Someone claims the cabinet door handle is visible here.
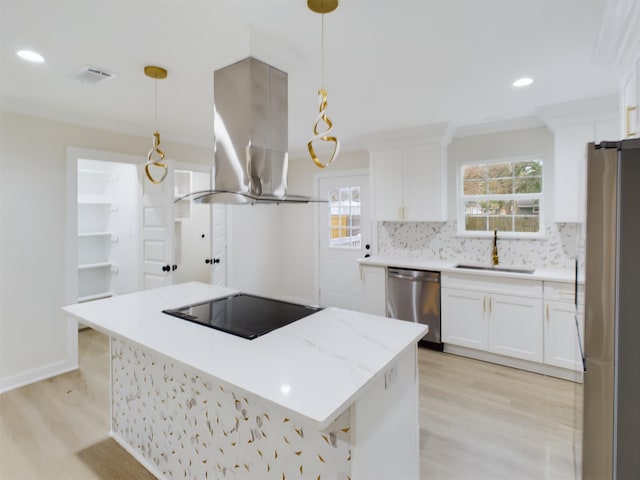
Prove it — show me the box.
[482,295,486,313]
[626,105,637,138]
[546,304,550,321]
[489,296,493,313]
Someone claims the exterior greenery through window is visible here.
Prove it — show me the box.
[460,158,543,234]
[328,186,361,248]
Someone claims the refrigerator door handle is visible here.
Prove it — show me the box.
[575,311,586,372]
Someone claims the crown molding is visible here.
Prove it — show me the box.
[454,116,544,138]
[536,95,619,131]
[357,122,457,151]
[593,0,640,75]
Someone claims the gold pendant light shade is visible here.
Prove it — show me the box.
[308,88,340,168]
[307,0,340,169]
[307,0,339,14]
[144,65,169,184]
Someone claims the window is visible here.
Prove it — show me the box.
[328,186,361,248]
[458,158,543,235]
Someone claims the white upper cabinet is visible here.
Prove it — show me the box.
[361,123,454,222]
[537,96,618,223]
[591,1,640,140]
[621,55,639,139]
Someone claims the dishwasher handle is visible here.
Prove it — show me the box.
[388,268,440,282]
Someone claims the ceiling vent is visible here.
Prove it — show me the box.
[72,66,117,84]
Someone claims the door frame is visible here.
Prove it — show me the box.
[314,168,370,306]
[65,147,145,308]
[173,161,227,286]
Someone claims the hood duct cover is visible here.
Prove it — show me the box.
[183,57,318,205]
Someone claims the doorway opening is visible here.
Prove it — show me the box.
[317,171,370,310]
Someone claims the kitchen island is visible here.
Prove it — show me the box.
[63,282,427,480]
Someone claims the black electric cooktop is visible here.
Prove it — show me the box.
[162,293,322,340]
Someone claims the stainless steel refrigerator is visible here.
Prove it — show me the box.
[583,138,640,480]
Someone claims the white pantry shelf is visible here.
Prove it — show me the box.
[78,231,112,237]
[78,291,114,303]
[78,261,113,270]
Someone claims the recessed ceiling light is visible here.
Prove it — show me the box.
[16,50,45,63]
[513,77,533,87]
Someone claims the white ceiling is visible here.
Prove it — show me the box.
[0,1,635,156]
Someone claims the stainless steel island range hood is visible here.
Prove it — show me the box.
[182,57,319,205]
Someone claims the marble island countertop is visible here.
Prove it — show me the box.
[63,282,427,429]
[358,255,582,283]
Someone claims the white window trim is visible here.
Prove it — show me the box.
[456,155,546,239]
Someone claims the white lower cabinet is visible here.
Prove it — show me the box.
[543,282,585,371]
[442,273,543,363]
[441,288,488,350]
[489,294,543,362]
[359,265,386,316]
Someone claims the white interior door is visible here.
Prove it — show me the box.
[174,169,211,284]
[140,162,175,290]
[210,204,228,286]
[318,173,370,309]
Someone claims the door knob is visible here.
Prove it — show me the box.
[162,264,171,272]
[365,244,370,250]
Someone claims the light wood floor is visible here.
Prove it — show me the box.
[1,329,582,479]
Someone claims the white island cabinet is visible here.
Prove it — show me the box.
[63,282,427,480]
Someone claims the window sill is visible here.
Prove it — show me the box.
[454,231,547,240]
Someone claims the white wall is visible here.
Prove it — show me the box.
[227,204,283,298]
[225,150,370,305]
[0,111,211,392]
[279,151,370,304]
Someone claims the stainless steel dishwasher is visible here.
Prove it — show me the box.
[387,267,442,350]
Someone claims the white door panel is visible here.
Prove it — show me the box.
[211,204,227,286]
[318,174,370,310]
[141,162,174,289]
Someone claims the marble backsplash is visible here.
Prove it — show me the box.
[377,221,584,270]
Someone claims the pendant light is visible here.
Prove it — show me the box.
[144,65,168,184]
[307,0,340,169]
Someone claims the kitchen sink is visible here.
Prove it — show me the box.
[454,264,535,274]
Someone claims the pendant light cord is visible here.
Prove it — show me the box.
[154,78,159,133]
[145,73,167,184]
[321,13,325,89]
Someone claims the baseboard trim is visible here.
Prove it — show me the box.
[443,344,584,383]
[0,359,78,394]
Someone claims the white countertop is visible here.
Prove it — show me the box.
[358,256,582,283]
[63,282,427,429]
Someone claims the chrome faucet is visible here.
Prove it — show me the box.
[492,229,499,265]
